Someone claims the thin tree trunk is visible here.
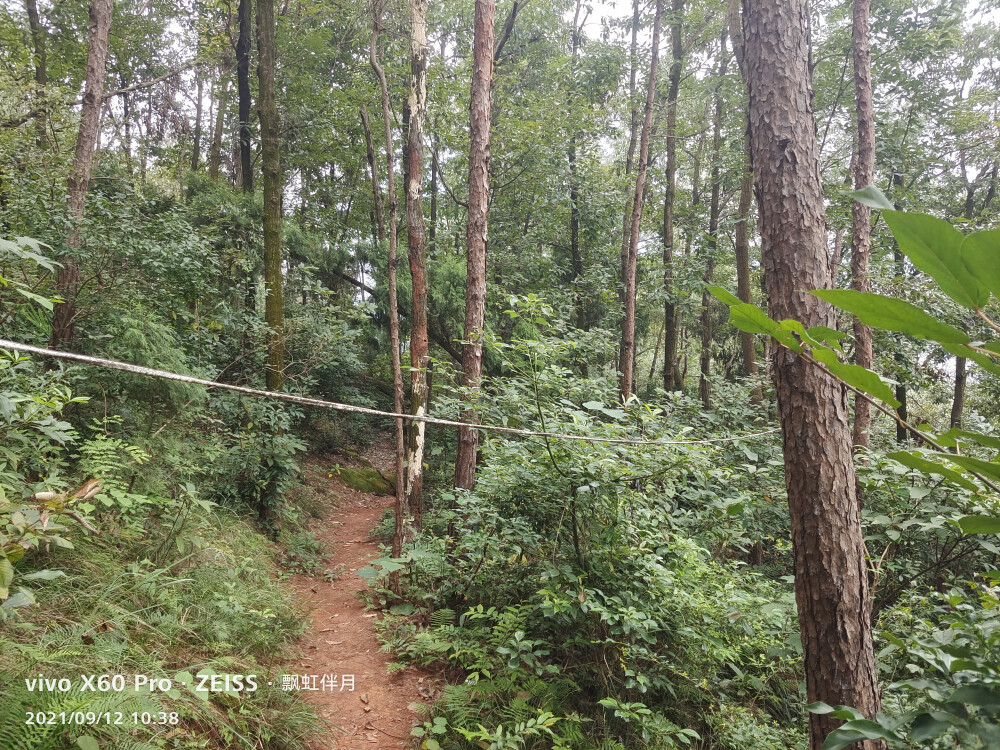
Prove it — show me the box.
[741,1,884,747]
[256,0,283,390]
[25,0,48,145]
[360,104,386,245]
[209,67,229,179]
[619,0,663,400]
[50,0,112,351]
[191,66,204,171]
[370,4,407,592]
[568,0,586,336]
[237,0,253,192]
[404,0,429,526]
[619,0,641,310]
[455,0,496,491]
[698,30,729,409]
[850,0,875,450]
[951,356,966,429]
[662,0,684,393]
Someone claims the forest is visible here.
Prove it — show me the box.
[2,0,1000,747]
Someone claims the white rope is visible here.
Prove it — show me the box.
[0,338,779,447]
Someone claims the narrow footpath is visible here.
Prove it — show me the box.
[286,446,432,749]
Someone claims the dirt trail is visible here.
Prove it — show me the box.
[287,447,431,749]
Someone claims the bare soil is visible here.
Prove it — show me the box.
[286,445,433,749]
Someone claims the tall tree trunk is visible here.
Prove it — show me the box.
[454,0,495,491]
[50,0,112,351]
[209,66,230,179]
[360,104,386,245]
[404,0,429,526]
[568,0,586,336]
[237,0,253,192]
[728,0,759,396]
[619,0,641,314]
[950,356,966,429]
[25,0,48,145]
[698,30,729,409]
[850,0,875,450]
[370,6,407,592]
[191,66,204,171]
[662,0,684,392]
[619,0,663,400]
[741,1,883,748]
[256,0,283,390]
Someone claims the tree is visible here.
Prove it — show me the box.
[662,0,684,393]
[50,0,113,351]
[698,30,729,409]
[256,0,283,390]
[236,0,253,192]
[369,2,407,591]
[741,0,883,747]
[455,0,496,491]
[404,0,429,525]
[850,0,875,450]
[619,0,663,400]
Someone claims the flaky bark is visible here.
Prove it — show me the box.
[256,0,284,390]
[404,0,429,526]
[454,0,496,491]
[370,6,407,591]
[236,0,253,192]
[50,0,112,351]
[619,0,663,400]
[850,0,875,449]
[741,1,883,747]
[662,0,684,392]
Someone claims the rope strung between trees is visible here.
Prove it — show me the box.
[0,338,779,447]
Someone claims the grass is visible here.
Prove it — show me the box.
[0,504,321,750]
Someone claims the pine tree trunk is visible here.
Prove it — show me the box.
[360,103,386,246]
[25,0,48,145]
[404,0,429,526]
[256,0,283,391]
[850,0,875,450]
[619,0,663,400]
[50,0,112,351]
[741,1,884,747]
[950,356,966,429]
[237,0,253,193]
[455,0,495,491]
[192,66,203,171]
[209,65,229,179]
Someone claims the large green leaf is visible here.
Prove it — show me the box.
[957,516,1000,535]
[812,349,900,407]
[936,428,1000,453]
[961,228,1000,302]
[887,451,979,492]
[822,720,901,750]
[811,289,969,344]
[942,343,1000,378]
[0,556,12,599]
[938,454,1000,482]
[883,211,989,309]
[851,185,894,210]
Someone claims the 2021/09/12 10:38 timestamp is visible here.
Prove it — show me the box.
[25,711,179,726]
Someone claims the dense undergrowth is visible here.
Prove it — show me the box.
[361,301,1000,750]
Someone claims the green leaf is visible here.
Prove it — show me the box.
[957,516,1000,535]
[822,720,900,750]
[851,186,894,210]
[812,348,900,407]
[0,556,13,599]
[811,290,970,344]
[939,454,1000,482]
[21,569,66,581]
[728,303,780,336]
[909,712,952,742]
[936,428,1000,453]
[76,737,100,750]
[708,286,742,305]
[390,603,415,615]
[356,566,379,580]
[961,228,1000,302]
[949,684,1000,705]
[883,211,989,309]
